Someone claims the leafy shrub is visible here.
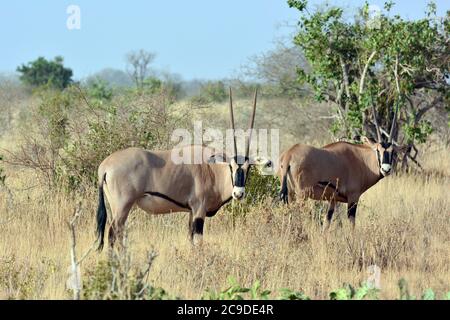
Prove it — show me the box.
[17,56,73,89]
[278,288,310,300]
[86,79,113,101]
[82,251,174,300]
[4,86,186,191]
[197,81,228,103]
[223,167,280,218]
[0,256,51,299]
[329,282,379,300]
[202,277,271,300]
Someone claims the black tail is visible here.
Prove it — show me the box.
[280,165,290,204]
[96,179,107,251]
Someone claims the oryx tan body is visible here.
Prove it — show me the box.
[95,89,259,250]
[279,142,381,202]
[97,145,233,247]
[278,138,393,229]
[99,145,236,215]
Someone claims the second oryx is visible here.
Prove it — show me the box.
[278,117,403,229]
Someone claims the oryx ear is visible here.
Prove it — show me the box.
[254,156,272,168]
[207,153,227,164]
[207,154,226,164]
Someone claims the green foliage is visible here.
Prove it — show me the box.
[0,256,51,299]
[17,56,73,90]
[402,119,433,144]
[79,267,450,300]
[36,88,71,151]
[245,167,280,205]
[202,277,270,300]
[82,253,175,300]
[62,90,179,190]
[198,81,228,103]
[278,288,310,300]
[330,282,379,300]
[223,167,280,217]
[287,0,307,11]
[288,0,449,149]
[398,278,416,300]
[86,79,113,101]
[421,288,436,300]
[142,77,162,94]
[9,86,181,191]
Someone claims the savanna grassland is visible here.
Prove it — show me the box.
[0,87,449,300]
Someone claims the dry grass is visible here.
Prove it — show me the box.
[1,145,449,300]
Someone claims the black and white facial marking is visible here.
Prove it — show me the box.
[376,142,394,176]
[229,156,250,200]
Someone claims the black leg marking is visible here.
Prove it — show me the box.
[347,202,358,227]
[347,202,357,219]
[192,218,204,235]
[327,208,335,222]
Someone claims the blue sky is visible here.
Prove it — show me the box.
[0,0,448,80]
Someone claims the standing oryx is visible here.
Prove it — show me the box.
[278,116,402,229]
[96,89,259,250]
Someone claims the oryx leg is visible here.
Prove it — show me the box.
[108,201,134,249]
[323,200,336,232]
[347,195,360,229]
[188,211,193,240]
[190,206,206,246]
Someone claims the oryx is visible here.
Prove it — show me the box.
[278,115,402,229]
[96,89,260,250]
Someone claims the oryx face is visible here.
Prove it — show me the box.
[230,156,250,200]
[376,142,394,176]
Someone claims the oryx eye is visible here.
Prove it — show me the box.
[266,162,272,167]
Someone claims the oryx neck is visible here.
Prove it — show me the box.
[209,162,235,202]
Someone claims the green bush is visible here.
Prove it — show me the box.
[223,167,280,218]
[17,56,73,90]
[86,79,113,101]
[82,251,175,300]
[329,282,379,300]
[202,277,271,300]
[197,81,228,103]
[0,256,51,299]
[6,86,185,191]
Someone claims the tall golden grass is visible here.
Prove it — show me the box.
[0,141,449,299]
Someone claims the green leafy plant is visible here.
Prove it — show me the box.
[398,278,416,300]
[202,277,271,300]
[278,288,310,300]
[82,250,175,300]
[199,81,228,103]
[330,282,379,300]
[288,0,449,169]
[17,56,73,90]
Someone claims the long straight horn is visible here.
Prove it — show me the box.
[245,88,258,158]
[371,102,382,142]
[229,87,237,157]
[388,101,398,143]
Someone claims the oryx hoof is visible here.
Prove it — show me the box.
[192,234,203,247]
